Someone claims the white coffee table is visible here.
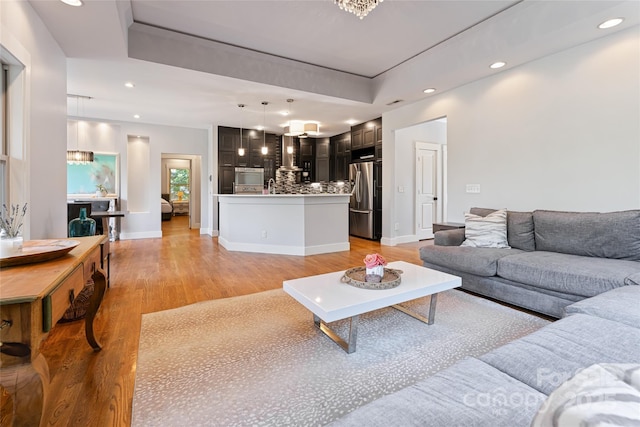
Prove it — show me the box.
[283,261,461,353]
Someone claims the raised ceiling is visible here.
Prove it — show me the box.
[29,0,639,136]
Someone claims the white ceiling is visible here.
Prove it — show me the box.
[29,0,639,137]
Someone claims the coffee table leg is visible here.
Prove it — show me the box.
[393,293,438,325]
[313,314,359,354]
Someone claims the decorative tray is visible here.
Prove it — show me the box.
[340,267,403,290]
[0,239,80,268]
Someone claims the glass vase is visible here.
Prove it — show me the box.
[68,207,96,237]
[0,235,23,256]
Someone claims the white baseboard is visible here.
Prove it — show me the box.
[219,237,349,256]
[201,227,218,236]
[119,230,162,240]
[380,234,419,246]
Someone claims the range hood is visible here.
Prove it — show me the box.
[281,135,300,170]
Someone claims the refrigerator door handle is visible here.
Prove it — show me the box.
[350,209,371,214]
[355,170,362,203]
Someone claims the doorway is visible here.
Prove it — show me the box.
[415,142,444,240]
[161,154,202,232]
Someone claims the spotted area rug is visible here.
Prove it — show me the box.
[132,288,550,426]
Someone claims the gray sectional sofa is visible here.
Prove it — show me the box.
[419,208,640,318]
[331,285,640,426]
[330,208,640,426]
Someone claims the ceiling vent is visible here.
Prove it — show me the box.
[386,99,404,106]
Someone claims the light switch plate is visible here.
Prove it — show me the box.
[466,184,481,193]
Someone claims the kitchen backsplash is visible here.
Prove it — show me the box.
[274,169,350,194]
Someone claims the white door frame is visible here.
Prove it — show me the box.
[415,141,446,239]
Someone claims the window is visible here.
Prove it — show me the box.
[169,168,190,201]
[0,63,8,208]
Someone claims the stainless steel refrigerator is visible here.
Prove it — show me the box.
[349,161,380,239]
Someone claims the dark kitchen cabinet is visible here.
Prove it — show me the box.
[299,138,315,182]
[219,166,235,194]
[219,151,235,167]
[315,138,330,182]
[219,127,238,152]
[330,132,351,181]
[351,117,381,161]
[375,125,383,161]
[363,127,375,148]
[351,128,363,150]
[374,162,382,238]
[217,126,280,193]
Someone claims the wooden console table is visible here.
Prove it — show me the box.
[0,235,108,426]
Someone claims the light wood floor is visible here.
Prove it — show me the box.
[38,216,430,426]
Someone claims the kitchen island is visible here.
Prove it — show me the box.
[218,194,351,256]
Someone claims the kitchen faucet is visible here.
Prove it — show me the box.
[268,178,276,194]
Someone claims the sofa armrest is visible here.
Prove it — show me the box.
[434,228,465,246]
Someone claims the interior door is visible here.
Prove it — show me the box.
[415,143,441,240]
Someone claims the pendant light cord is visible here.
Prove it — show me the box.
[261,101,268,154]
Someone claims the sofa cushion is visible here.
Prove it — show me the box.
[531,363,640,427]
[533,209,640,260]
[461,209,510,248]
[564,286,640,328]
[329,358,546,427]
[479,314,640,395]
[434,228,465,246]
[470,208,535,251]
[496,251,640,297]
[420,245,522,277]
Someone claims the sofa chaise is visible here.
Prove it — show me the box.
[331,285,640,426]
[419,208,640,318]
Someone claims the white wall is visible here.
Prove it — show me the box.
[382,25,640,245]
[67,119,210,239]
[2,0,68,239]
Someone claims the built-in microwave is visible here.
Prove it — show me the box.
[234,167,264,194]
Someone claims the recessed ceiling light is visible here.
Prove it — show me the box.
[598,18,624,29]
[125,82,135,88]
[133,114,140,119]
[347,119,358,126]
[490,61,506,69]
[423,88,436,94]
[60,0,83,6]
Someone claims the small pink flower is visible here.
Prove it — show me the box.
[364,253,387,268]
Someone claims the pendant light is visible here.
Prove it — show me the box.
[237,104,245,157]
[67,95,94,164]
[261,101,268,155]
[285,99,295,154]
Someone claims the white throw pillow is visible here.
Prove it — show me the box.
[460,208,510,248]
[531,363,640,427]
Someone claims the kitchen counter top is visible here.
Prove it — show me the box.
[215,193,351,197]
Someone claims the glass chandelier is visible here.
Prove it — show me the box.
[334,0,383,19]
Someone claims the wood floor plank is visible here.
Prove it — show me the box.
[37,216,428,425]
